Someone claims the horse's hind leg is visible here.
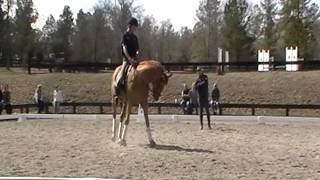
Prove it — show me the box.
[141,103,156,147]
[111,96,117,142]
[117,103,127,142]
[118,103,132,146]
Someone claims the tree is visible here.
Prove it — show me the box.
[259,0,278,51]
[178,27,193,62]
[14,0,38,64]
[156,20,180,62]
[54,5,74,62]
[138,16,157,59]
[279,0,320,59]
[222,0,254,62]
[73,9,93,62]
[0,0,5,61]
[42,14,57,59]
[196,0,222,61]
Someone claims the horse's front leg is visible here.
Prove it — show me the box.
[118,103,132,146]
[111,96,117,142]
[141,103,156,147]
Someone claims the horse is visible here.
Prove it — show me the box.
[111,60,172,146]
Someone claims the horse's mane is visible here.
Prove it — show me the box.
[138,59,161,66]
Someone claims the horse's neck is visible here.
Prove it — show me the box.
[135,64,162,84]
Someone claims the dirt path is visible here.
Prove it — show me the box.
[1,119,320,179]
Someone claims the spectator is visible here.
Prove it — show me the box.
[52,85,64,114]
[210,83,220,115]
[195,67,211,130]
[189,82,199,115]
[180,83,191,114]
[33,84,44,113]
[2,84,12,114]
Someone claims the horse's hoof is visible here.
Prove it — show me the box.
[111,136,116,142]
[149,140,156,147]
[118,139,127,146]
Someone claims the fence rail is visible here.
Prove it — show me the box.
[4,102,320,117]
[20,60,320,74]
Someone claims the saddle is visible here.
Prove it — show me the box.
[115,63,136,92]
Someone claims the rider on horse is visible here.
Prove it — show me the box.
[115,17,140,90]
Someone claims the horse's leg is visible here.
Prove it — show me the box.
[119,103,132,146]
[118,102,127,141]
[141,103,156,147]
[111,96,117,142]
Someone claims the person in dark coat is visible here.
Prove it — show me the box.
[115,17,140,90]
[210,83,220,115]
[195,67,211,130]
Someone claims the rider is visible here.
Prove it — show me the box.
[116,17,140,89]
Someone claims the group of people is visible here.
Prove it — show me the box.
[180,67,220,129]
[33,84,65,113]
[0,84,12,114]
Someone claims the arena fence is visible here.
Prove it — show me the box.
[4,102,320,117]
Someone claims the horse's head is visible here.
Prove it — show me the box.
[152,71,173,101]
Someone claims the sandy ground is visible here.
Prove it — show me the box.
[1,118,320,179]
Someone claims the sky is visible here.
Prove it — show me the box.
[33,0,320,30]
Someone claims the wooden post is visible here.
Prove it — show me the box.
[100,106,103,114]
[158,106,161,114]
[26,107,29,114]
[45,105,49,114]
[73,105,76,114]
[219,107,223,115]
[286,108,289,116]
[251,107,255,116]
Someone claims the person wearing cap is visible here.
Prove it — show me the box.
[210,83,220,115]
[116,17,140,90]
[33,84,44,113]
[195,67,211,130]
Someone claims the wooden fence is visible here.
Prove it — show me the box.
[4,102,320,117]
[23,60,320,74]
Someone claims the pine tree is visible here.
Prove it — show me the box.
[279,0,320,59]
[0,0,5,61]
[55,5,74,62]
[14,0,38,64]
[42,15,57,59]
[195,0,222,61]
[222,0,254,62]
[260,0,278,50]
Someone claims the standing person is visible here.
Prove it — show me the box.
[52,85,64,114]
[195,67,211,130]
[180,83,191,114]
[189,82,199,115]
[33,84,44,113]
[211,83,220,115]
[2,84,12,114]
[115,17,140,91]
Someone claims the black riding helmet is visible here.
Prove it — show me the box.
[128,17,139,27]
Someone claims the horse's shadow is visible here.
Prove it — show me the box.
[142,144,214,154]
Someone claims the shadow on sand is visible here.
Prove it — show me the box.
[143,144,214,154]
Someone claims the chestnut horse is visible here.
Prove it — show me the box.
[111,60,172,146]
